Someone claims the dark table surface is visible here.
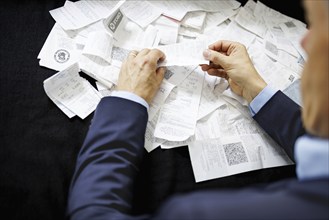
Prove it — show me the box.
[0,1,304,219]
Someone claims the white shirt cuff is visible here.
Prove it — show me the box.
[249,86,278,116]
[111,91,149,111]
[295,135,329,181]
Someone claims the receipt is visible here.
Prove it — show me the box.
[249,39,299,91]
[149,80,176,121]
[204,9,238,32]
[206,21,256,48]
[50,0,124,30]
[149,1,240,21]
[181,11,207,30]
[154,70,204,141]
[121,0,162,28]
[132,25,159,49]
[38,23,81,71]
[157,40,208,67]
[44,63,102,119]
[235,7,267,38]
[152,15,180,45]
[144,111,166,152]
[197,76,228,120]
[82,31,114,64]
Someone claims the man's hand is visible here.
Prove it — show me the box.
[201,40,267,103]
[117,49,166,104]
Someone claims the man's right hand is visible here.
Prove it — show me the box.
[201,40,267,103]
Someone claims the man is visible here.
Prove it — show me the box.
[68,1,328,219]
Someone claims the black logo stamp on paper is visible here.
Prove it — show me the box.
[54,49,70,63]
[108,10,123,33]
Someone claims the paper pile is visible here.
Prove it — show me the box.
[39,0,307,182]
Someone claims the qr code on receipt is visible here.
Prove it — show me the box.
[223,142,248,166]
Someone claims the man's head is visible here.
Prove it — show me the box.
[301,0,329,138]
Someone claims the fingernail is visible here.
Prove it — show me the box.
[203,49,211,60]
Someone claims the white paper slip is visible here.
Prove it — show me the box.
[267,26,300,58]
[181,11,207,30]
[154,70,204,142]
[161,136,195,149]
[95,81,115,97]
[280,21,308,61]
[197,77,228,121]
[149,1,241,21]
[120,0,162,28]
[156,40,208,67]
[189,134,293,182]
[165,66,196,86]
[187,1,241,13]
[235,7,267,38]
[148,1,195,21]
[50,0,124,30]
[152,15,180,45]
[43,63,102,119]
[132,25,159,50]
[149,79,175,121]
[195,106,236,141]
[144,112,166,152]
[222,88,248,107]
[82,31,114,64]
[248,39,299,91]
[283,79,302,107]
[207,21,256,49]
[203,9,238,32]
[38,23,81,71]
[79,55,117,89]
[108,15,145,51]
[263,40,303,75]
[44,87,76,118]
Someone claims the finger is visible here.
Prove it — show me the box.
[200,62,223,71]
[207,68,228,78]
[208,40,237,53]
[203,49,228,67]
[128,50,139,62]
[200,64,211,71]
[210,40,246,56]
[148,49,166,62]
[137,48,151,57]
[156,67,166,83]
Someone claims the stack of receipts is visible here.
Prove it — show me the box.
[39,0,307,182]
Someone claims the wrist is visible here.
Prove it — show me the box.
[244,80,267,103]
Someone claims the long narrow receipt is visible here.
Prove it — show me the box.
[154,70,204,142]
[144,112,166,152]
[149,79,176,121]
[43,63,102,119]
[82,31,114,64]
[197,77,228,120]
[157,40,208,67]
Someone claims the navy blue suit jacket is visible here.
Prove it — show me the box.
[68,92,329,219]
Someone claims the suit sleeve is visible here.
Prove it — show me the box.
[67,97,149,220]
[253,91,306,161]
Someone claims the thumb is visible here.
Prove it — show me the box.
[203,49,228,67]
